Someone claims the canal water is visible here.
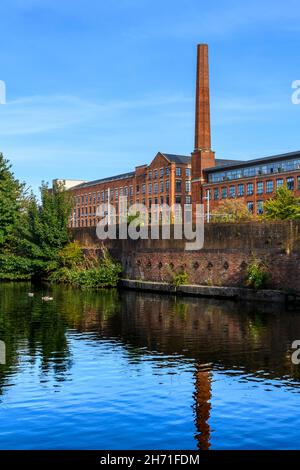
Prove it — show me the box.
[0,283,300,450]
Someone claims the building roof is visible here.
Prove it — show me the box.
[204,150,300,173]
[215,158,243,167]
[161,153,243,167]
[72,171,135,189]
[161,153,191,164]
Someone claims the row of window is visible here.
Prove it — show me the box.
[210,177,299,200]
[74,194,192,219]
[208,158,300,183]
[75,179,192,205]
[148,167,191,179]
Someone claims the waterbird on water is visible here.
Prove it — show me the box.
[28,293,34,297]
[42,296,53,302]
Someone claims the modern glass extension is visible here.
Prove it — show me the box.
[208,158,300,183]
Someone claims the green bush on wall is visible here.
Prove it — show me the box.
[245,260,270,290]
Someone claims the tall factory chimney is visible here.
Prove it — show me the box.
[191,44,215,211]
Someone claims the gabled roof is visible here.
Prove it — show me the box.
[160,153,191,164]
[161,153,243,167]
[72,171,135,189]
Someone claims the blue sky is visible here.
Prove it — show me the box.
[0,0,300,192]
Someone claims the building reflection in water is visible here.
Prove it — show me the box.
[1,284,300,447]
[69,289,300,448]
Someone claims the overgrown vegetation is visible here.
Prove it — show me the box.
[171,271,189,286]
[0,154,122,288]
[48,246,122,289]
[245,260,270,290]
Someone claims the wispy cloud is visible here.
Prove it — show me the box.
[0,93,192,136]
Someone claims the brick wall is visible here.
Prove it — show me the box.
[71,221,300,292]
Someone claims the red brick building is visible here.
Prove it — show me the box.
[58,44,300,227]
[64,152,192,228]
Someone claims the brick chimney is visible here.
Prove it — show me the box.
[191,44,215,208]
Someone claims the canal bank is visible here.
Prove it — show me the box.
[72,220,300,297]
[120,279,300,306]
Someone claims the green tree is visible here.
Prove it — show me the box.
[0,153,24,248]
[22,182,74,273]
[212,199,253,223]
[264,186,300,220]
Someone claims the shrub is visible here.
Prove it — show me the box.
[48,251,122,289]
[245,260,270,290]
[172,271,189,286]
[58,242,84,268]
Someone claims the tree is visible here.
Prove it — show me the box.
[22,182,74,272]
[212,199,253,223]
[0,153,24,248]
[264,186,300,220]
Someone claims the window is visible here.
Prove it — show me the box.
[175,195,181,204]
[287,177,294,190]
[166,167,170,177]
[266,180,274,193]
[120,188,123,197]
[142,183,146,194]
[257,181,264,195]
[154,169,158,179]
[247,183,254,195]
[247,201,254,213]
[213,188,219,200]
[148,183,152,194]
[208,157,300,183]
[229,186,235,198]
[185,180,191,193]
[148,170,152,179]
[221,187,227,199]
[124,187,128,196]
[276,178,284,188]
[130,186,133,196]
[176,167,181,177]
[101,191,105,202]
[257,200,264,215]
[159,181,164,193]
[186,195,192,204]
[154,183,158,194]
[175,180,181,193]
[136,184,140,194]
[160,168,164,178]
[186,168,191,177]
[160,196,164,204]
[298,176,300,190]
[148,198,152,207]
[237,184,244,197]
[115,188,118,199]
[166,179,170,191]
